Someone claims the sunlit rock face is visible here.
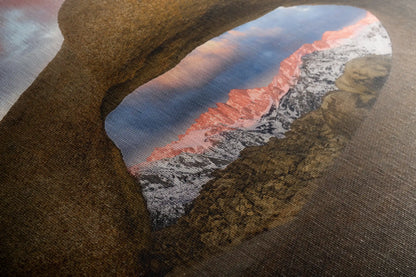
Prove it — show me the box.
[128,11,391,229]
[142,12,380,164]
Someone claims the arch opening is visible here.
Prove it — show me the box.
[104,5,392,232]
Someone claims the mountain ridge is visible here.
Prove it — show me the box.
[132,13,391,229]
[134,12,378,166]
[152,54,392,274]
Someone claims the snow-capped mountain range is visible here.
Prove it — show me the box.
[130,13,391,229]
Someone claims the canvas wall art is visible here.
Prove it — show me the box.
[0,0,414,276]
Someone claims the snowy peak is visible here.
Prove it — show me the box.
[137,12,379,167]
[130,12,391,229]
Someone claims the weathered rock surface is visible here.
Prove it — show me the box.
[151,55,391,274]
[0,44,152,275]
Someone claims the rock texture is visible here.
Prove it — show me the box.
[133,15,391,229]
[152,54,391,274]
[0,44,152,275]
[0,0,414,276]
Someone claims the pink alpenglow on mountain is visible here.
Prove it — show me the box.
[135,12,379,169]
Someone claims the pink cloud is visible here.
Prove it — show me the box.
[144,25,283,91]
[0,0,64,53]
[227,30,247,38]
[0,0,63,15]
[146,37,240,90]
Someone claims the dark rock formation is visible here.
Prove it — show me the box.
[151,55,391,274]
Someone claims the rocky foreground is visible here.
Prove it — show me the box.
[151,54,392,274]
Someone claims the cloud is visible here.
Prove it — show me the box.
[227,30,247,38]
[0,0,63,19]
[242,26,283,39]
[0,0,64,120]
[141,24,283,92]
[148,37,240,90]
[293,6,312,12]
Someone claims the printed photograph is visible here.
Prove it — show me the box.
[1,1,414,276]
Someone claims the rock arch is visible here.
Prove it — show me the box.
[0,0,414,275]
